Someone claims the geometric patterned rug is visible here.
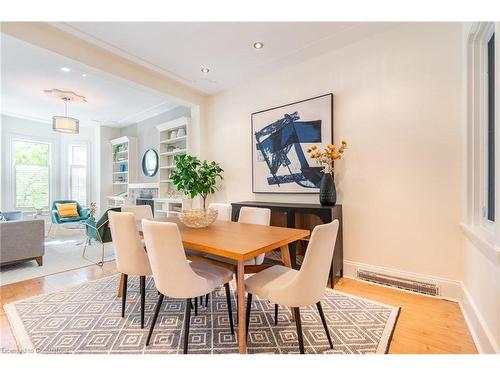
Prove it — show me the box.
[4,274,400,354]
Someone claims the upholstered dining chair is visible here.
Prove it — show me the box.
[142,219,235,353]
[205,206,271,267]
[199,206,270,308]
[108,211,152,329]
[208,203,232,221]
[244,220,340,354]
[122,205,153,221]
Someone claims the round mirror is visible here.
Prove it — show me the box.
[142,149,159,177]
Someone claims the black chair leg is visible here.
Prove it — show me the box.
[245,293,253,342]
[183,298,192,354]
[194,297,198,316]
[224,283,234,334]
[293,307,305,354]
[140,276,146,329]
[274,304,279,325]
[205,293,209,307]
[146,294,164,346]
[121,274,128,318]
[316,301,333,349]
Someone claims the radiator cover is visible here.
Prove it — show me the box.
[357,269,440,296]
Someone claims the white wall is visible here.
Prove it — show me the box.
[207,23,465,282]
[0,114,99,210]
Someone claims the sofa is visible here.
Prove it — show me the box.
[0,219,45,266]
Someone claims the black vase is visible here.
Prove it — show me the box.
[319,173,336,206]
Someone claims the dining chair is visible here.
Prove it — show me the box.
[205,206,271,266]
[108,211,152,329]
[197,206,271,309]
[244,220,340,354]
[208,203,232,221]
[141,219,235,353]
[122,205,153,221]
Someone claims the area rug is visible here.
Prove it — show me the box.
[4,274,400,354]
[0,227,115,286]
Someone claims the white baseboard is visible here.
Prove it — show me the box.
[343,260,499,354]
[343,260,463,301]
[459,283,499,354]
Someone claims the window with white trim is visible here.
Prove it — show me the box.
[486,32,495,222]
[13,139,51,210]
[69,144,88,206]
[465,22,499,249]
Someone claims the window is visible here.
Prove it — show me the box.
[14,139,51,210]
[69,144,88,205]
[487,33,495,222]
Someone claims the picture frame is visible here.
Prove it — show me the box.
[251,93,333,193]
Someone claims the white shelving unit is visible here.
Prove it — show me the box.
[108,136,137,209]
[154,117,192,217]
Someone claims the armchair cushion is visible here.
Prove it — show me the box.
[55,203,79,218]
[50,200,89,224]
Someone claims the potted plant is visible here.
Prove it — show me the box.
[306,140,348,206]
[171,155,223,228]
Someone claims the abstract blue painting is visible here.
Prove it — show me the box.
[252,94,333,193]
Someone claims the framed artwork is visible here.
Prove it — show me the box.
[251,93,333,193]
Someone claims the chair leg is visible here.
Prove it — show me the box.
[146,293,164,346]
[205,293,209,307]
[98,243,105,267]
[293,307,305,354]
[245,293,253,342]
[200,295,203,305]
[224,283,234,335]
[316,301,333,349]
[183,298,191,354]
[194,297,198,316]
[121,274,128,318]
[46,223,53,238]
[275,304,279,325]
[140,276,146,329]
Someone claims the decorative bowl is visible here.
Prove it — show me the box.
[179,208,218,228]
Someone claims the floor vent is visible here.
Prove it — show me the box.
[357,269,440,296]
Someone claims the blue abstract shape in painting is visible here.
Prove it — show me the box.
[255,111,323,188]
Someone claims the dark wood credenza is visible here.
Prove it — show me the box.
[231,201,343,288]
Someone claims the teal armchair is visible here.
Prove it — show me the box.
[83,207,121,265]
[48,200,89,237]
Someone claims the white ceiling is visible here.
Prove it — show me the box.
[0,33,179,128]
[53,22,398,94]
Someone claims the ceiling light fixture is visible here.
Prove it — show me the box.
[253,41,264,49]
[52,97,79,134]
[60,67,71,72]
[201,67,210,73]
[81,73,87,77]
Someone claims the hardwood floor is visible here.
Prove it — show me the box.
[0,262,477,354]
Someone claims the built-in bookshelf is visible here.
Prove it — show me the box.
[108,136,137,209]
[154,117,191,217]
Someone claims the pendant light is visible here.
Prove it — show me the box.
[53,97,79,134]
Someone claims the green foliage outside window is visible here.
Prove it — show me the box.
[14,140,50,209]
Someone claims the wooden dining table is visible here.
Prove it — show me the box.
[128,217,309,354]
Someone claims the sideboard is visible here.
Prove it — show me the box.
[230,201,343,288]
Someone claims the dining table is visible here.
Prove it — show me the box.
[122,216,309,354]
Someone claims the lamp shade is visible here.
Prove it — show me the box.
[52,116,79,134]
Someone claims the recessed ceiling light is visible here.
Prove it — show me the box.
[201,67,210,73]
[253,41,264,49]
[60,67,71,73]
[81,73,87,77]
